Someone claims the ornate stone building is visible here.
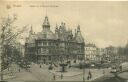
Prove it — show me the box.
[25,16,85,64]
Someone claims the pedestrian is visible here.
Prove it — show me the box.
[8,67,9,71]
[87,75,89,80]
[40,65,41,68]
[18,68,20,72]
[103,70,105,75]
[11,71,13,76]
[53,74,56,80]
[89,70,92,79]
[61,73,63,79]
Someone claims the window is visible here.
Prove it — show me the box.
[38,42,42,46]
[48,56,51,60]
[38,49,41,54]
[49,42,51,46]
[43,42,47,46]
[42,42,43,46]
[44,34,47,38]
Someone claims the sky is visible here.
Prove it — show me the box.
[0,1,128,48]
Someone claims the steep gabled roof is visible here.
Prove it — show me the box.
[37,30,57,40]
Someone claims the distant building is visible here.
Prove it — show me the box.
[104,46,118,62]
[98,48,106,56]
[25,16,85,64]
[85,43,98,61]
[97,48,107,62]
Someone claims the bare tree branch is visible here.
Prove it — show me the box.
[5,25,28,45]
[0,14,28,46]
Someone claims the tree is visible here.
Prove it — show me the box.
[117,47,124,55]
[0,14,28,80]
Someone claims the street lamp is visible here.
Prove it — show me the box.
[83,56,85,82]
[59,61,68,72]
[83,43,86,82]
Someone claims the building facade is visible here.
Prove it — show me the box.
[85,43,98,61]
[25,16,85,64]
[105,46,118,62]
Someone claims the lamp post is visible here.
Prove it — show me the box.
[83,43,85,82]
[83,56,85,82]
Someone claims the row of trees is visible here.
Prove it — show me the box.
[0,14,28,80]
[4,44,23,65]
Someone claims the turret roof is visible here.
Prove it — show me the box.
[75,25,84,43]
[37,16,57,40]
[43,16,50,27]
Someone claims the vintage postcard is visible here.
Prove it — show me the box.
[0,0,128,82]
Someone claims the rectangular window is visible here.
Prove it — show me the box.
[38,42,41,46]
[43,42,47,46]
[49,42,51,46]
[48,56,51,60]
[38,49,41,54]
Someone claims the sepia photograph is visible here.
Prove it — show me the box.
[0,0,128,82]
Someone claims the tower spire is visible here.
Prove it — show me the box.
[77,25,80,32]
[29,25,33,35]
[43,16,50,30]
[75,25,84,43]
[56,23,58,28]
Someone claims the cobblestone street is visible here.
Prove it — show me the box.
[3,63,113,82]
